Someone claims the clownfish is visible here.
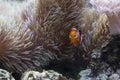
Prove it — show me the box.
[69,27,82,47]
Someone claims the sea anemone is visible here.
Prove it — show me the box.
[0,0,120,78]
[0,0,85,73]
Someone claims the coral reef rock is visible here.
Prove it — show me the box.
[0,69,15,80]
[78,35,120,80]
[21,70,70,80]
[109,74,120,80]
[78,69,108,80]
[101,35,120,68]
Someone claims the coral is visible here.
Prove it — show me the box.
[0,69,15,80]
[21,70,70,80]
[0,68,71,80]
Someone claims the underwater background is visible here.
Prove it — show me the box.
[0,0,120,80]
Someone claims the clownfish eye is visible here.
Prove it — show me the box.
[73,34,76,37]
[72,34,77,38]
[69,31,78,38]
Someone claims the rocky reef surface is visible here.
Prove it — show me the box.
[78,35,120,80]
[0,69,73,80]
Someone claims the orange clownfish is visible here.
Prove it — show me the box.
[69,27,82,47]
